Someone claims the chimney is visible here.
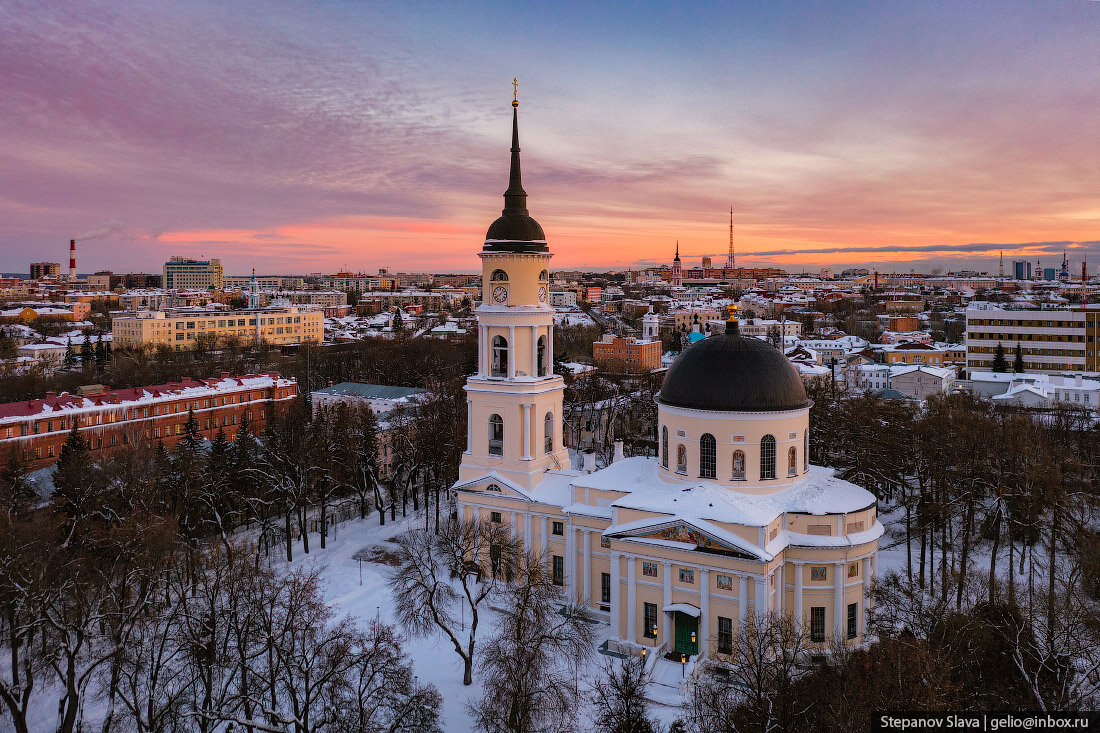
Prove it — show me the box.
[582,450,597,474]
[612,439,624,463]
[46,391,57,399]
[69,239,76,280]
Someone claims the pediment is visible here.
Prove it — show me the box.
[607,518,761,560]
[451,471,534,502]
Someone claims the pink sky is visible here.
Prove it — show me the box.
[1,1,1098,276]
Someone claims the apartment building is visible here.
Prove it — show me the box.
[30,262,61,279]
[0,373,296,469]
[163,257,223,290]
[592,334,663,372]
[965,305,1100,374]
[112,306,323,349]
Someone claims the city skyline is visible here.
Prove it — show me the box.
[2,1,1099,275]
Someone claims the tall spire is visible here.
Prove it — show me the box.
[503,93,529,216]
[483,79,546,252]
[727,207,735,270]
[674,240,680,262]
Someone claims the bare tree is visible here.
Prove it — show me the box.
[387,516,514,685]
[468,549,594,733]
[684,613,809,733]
[590,655,662,733]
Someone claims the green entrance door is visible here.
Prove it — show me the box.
[673,611,699,656]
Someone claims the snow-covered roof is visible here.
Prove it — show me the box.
[576,457,875,529]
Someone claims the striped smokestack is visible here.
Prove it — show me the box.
[69,239,76,280]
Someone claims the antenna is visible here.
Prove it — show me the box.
[727,207,735,270]
[999,250,1003,278]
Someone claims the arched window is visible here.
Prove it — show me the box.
[803,431,808,471]
[731,450,746,480]
[544,412,553,453]
[760,435,776,480]
[537,335,547,377]
[490,269,508,281]
[488,414,504,456]
[788,446,797,477]
[491,335,508,377]
[699,433,716,478]
[539,269,548,281]
[661,426,669,468]
[676,444,687,474]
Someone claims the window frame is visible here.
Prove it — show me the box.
[699,433,716,478]
[488,414,504,456]
[810,606,826,643]
[760,434,777,480]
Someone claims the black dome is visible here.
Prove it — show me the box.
[485,213,547,252]
[659,331,811,412]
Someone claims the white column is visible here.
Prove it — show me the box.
[521,403,531,459]
[548,323,554,370]
[610,552,621,638]
[738,575,748,624]
[662,561,673,644]
[775,566,784,615]
[525,512,532,554]
[700,568,710,656]
[755,577,767,617]
[862,556,871,635]
[582,530,592,607]
[510,511,517,541]
[479,325,486,375]
[531,326,538,376]
[564,524,575,602]
[541,516,548,560]
[507,325,516,379]
[465,399,472,452]
[626,556,636,642]
[793,563,804,633]
[833,562,844,641]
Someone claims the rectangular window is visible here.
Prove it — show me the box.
[716,573,733,591]
[718,616,733,654]
[552,555,564,586]
[552,521,564,536]
[679,568,694,584]
[810,607,826,642]
[601,572,611,604]
[642,561,658,578]
[490,511,502,523]
[644,602,658,638]
[847,602,858,639]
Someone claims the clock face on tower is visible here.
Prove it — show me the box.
[492,286,508,303]
[538,286,547,302]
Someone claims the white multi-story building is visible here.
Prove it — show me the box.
[965,304,1100,375]
[163,257,223,290]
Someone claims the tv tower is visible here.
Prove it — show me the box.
[727,207,735,270]
[998,250,1003,278]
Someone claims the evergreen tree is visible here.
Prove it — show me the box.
[391,308,404,332]
[0,446,35,514]
[1013,343,1024,373]
[63,337,77,370]
[991,342,1008,372]
[79,337,94,368]
[94,333,106,365]
[52,425,96,544]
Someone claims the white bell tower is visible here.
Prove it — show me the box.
[458,89,570,490]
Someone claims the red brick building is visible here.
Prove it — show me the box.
[592,334,662,372]
[0,372,297,469]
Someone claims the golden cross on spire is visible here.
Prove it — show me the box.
[513,77,518,102]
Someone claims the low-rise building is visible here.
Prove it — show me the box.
[112,307,323,350]
[592,334,662,372]
[889,365,954,400]
[882,341,946,366]
[0,373,295,469]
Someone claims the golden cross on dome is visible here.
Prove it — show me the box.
[513,77,518,101]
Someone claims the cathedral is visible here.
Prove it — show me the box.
[453,94,881,659]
